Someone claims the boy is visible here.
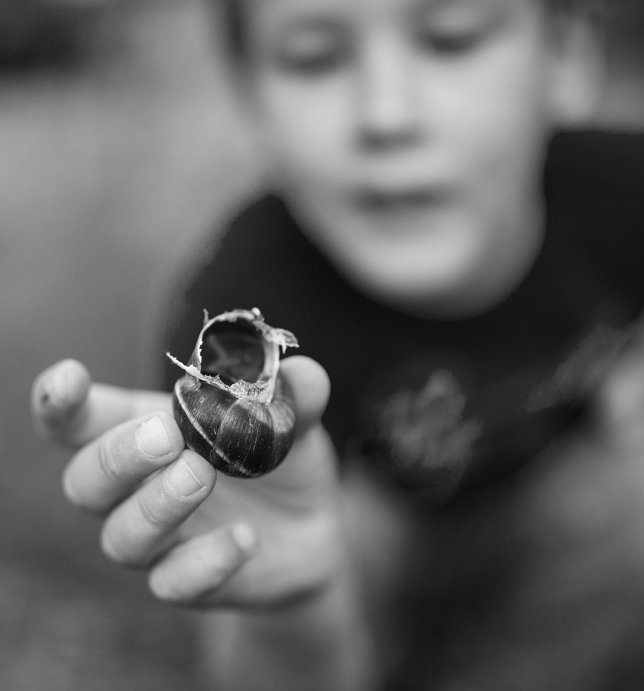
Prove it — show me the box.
[32,0,644,688]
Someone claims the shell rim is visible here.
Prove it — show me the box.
[167,308,298,403]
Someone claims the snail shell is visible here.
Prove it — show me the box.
[167,308,298,478]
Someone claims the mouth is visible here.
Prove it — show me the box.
[351,186,451,213]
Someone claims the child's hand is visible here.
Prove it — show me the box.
[31,357,342,610]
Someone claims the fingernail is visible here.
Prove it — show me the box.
[135,416,172,458]
[231,523,258,553]
[167,458,204,497]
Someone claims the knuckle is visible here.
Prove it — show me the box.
[96,432,123,484]
[194,549,229,587]
[99,526,130,565]
[136,487,171,531]
[61,462,102,514]
[61,465,82,507]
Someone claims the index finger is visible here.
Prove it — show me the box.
[63,411,187,515]
[32,359,172,448]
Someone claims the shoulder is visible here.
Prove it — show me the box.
[546,130,644,244]
[177,192,306,311]
[545,130,644,300]
[199,193,301,269]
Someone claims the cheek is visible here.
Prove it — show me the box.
[429,39,551,189]
[256,78,355,181]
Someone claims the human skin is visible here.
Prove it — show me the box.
[32,356,377,689]
[31,0,605,688]
[240,0,600,317]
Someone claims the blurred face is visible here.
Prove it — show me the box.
[241,0,574,316]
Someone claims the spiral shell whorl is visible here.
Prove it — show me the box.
[168,309,298,478]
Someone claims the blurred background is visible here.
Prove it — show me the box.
[0,1,257,688]
[0,0,642,689]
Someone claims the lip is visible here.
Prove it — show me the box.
[351,185,452,213]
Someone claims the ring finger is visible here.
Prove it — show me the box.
[100,449,216,567]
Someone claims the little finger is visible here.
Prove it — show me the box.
[148,522,259,606]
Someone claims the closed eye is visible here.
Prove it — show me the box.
[273,21,351,76]
[420,28,485,54]
[415,2,503,57]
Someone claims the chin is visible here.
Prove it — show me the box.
[342,261,480,318]
[342,239,518,318]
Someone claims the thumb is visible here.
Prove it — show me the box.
[279,355,330,437]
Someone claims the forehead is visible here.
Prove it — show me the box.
[243,0,533,23]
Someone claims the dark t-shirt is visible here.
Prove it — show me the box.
[162,130,644,500]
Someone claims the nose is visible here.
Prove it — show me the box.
[356,34,422,151]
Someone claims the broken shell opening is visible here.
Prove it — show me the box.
[167,309,298,404]
[201,319,266,386]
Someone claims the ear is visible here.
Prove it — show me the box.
[547,10,606,128]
